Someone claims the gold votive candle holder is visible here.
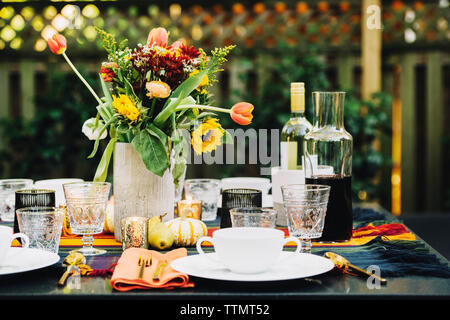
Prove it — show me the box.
[120,216,149,250]
[177,199,202,220]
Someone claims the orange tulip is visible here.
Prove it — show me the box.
[48,33,67,55]
[168,39,184,51]
[230,102,254,125]
[146,27,168,48]
[146,81,171,99]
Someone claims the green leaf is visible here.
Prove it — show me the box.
[123,77,139,102]
[153,83,199,126]
[152,94,184,128]
[96,104,112,122]
[87,115,117,159]
[171,129,189,187]
[194,112,218,120]
[153,94,198,128]
[99,74,113,106]
[163,70,207,108]
[93,137,117,182]
[97,75,115,123]
[131,130,169,177]
[172,161,186,188]
[222,129,234,145]
[147,123,168,146]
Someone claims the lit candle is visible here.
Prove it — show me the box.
[177,199,202,220]
[120,216,149,250]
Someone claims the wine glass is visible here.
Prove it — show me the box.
[281,184,330,253]
[63,182,111,256]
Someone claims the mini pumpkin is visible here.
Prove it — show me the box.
[166,214,208,246]
[103,197,115,234]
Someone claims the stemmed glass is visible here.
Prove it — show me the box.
[63,182,111,256]
[281,184,330,253]
[0,179,33,222]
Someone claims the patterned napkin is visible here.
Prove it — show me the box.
[110,247,194,291]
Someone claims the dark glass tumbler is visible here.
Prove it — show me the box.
[13,189,56,239]
[220,189,262,228]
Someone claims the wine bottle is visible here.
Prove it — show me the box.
[280,82,312,170]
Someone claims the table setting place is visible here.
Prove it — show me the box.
[1,25,450,299]
[1,174,450,294]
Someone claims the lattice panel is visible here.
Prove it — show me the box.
[0,1,448,55]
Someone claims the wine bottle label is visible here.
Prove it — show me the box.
[280,141,297,170]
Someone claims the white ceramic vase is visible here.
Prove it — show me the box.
[113,142,174,241]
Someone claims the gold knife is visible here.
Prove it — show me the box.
[324,252,387,285]
[153,260,168,281]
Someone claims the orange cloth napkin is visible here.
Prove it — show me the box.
[110,247,194,291]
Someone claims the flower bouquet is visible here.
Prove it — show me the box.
[48,27,253,187]
[48,27,253,239]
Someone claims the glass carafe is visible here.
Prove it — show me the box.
[304,92,353,241]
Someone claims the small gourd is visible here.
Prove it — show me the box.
[166,212,208,246]
[103,198,115,234]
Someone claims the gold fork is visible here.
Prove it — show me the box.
[137,255,152,279]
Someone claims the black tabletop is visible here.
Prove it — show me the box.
[1,205,449,309]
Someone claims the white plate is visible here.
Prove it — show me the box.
[0,248,60,275]
[171,251,334,282]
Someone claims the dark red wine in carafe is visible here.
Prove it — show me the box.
[305,174,352,241]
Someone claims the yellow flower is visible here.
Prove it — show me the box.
[191,118,224,155]
[112,94,140,121]
[189,69,209,93]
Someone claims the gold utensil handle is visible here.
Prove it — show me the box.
[58,266,74,286]
[153,262,167,281]
[137,261,146,279]
[349,264,387,285]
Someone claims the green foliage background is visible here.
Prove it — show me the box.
[0,70,103,182]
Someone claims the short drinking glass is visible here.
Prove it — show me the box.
[221,189,262,228]
[230,208,277,228]
[16,207,65,254]
[63,182,111,256]
[184,179,220,221]
[0,179,33,222]
[281,184,330,253]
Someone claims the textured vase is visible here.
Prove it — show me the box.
[113,142,174,241]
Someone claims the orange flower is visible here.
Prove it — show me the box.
[230,102,254,125]
[100,62,118,82]
[168,39,184,51]
[146,81,171,99]
[146,27,168,48]
[48,33,67,55]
